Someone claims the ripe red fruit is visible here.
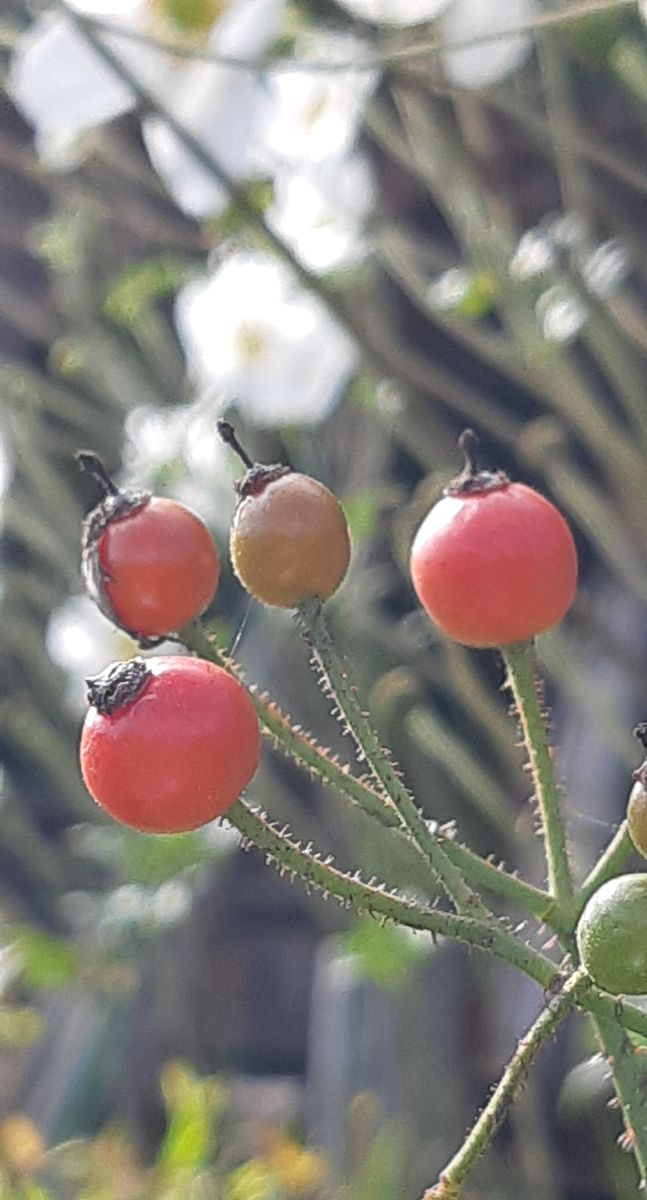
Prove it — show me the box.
[217,421,350,609]
[409,431,578,648]
[78,452,220,642]
[80,656,260,833]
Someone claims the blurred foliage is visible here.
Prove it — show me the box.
[0,1060,404,1200]
[340,919,430,990]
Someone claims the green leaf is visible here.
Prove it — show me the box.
[341,919,429,989]
[205,180,275,241]
[77,824,216,886]
[342,492,379,541]
[103,256,198,324]
[9,928,80,990]
[354,1121,405,1200]
[452,270,497,319]
[158,1062,225,1174]
[226,1161,279,1200]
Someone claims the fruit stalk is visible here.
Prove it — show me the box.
[296,598,491,919]
[577,820,633,919]
[423,967,588,1200]
[502,641,573,906]
[592,1013,647,1187]
[180,621,561,924]
[228,800,559,987]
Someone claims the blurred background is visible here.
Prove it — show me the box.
[1,0,647,1195]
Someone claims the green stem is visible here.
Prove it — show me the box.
[296,600,489,918]
[593,1013,647,1187]
[438,838,569,933]
[502,642,574,906]
[229,803,647,1042]
[424,968,588,1200]
[180,623,563,928]
[228,800,558,988]
[578,822,634,918]
[582,989,647,1042]
[180,620,399,827]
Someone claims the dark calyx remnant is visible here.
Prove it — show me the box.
[632,724,647,786]
[76,449,152,638]
[216,419,290,500]
[86,658,151,716]
[77,450,150,545]
[444,428,510,498]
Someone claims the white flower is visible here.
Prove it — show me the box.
[46,594,140,714]
[175,251,358,426]
[9,0,284,217]
[267,154,375,273]
[581,239,630,300]
[332,0,452,26]
[426,266,473,310]
[256,33,377,166]
[121,393,236,530]
[8,0,169,146]
[311,0,537,89]
[143,0,285,218]
[440,0,537,89]
[536,286,587,343]
[509,229,556,281]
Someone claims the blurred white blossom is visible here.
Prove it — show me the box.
[545,210,588,250]
[143,0,285,217]
[303,0,540,89]
[581,238,630,300]
[122,393,237,530]
[440,0,537,89]
[175,251,358,426]
[536,286,587,343]
[148,879,193,925]
[331,0,452,23]
[509,229,556,280]
[9,0,284,215]
[426,266,495,317]
[46,594,140,714]
[427,266,473,310]
[257,33,377,167]
[9,0,170,148]
[267,155,375,273]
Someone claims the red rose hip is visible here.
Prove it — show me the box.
[80,656,260,833]
[78,451,220,641]
[409,431,578,648]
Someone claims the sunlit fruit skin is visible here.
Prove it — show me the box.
[576,874,647,994]
[628,775,647,859]
[89,496,220,640]
[80,656,260,834]
[230,472,351,608]
[410,482,578,648]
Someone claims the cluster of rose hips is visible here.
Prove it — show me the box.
[78,425,578,835]
[78,422,351,835]
[77,423,647,996]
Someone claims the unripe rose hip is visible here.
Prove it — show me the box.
[218,421,351,609]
